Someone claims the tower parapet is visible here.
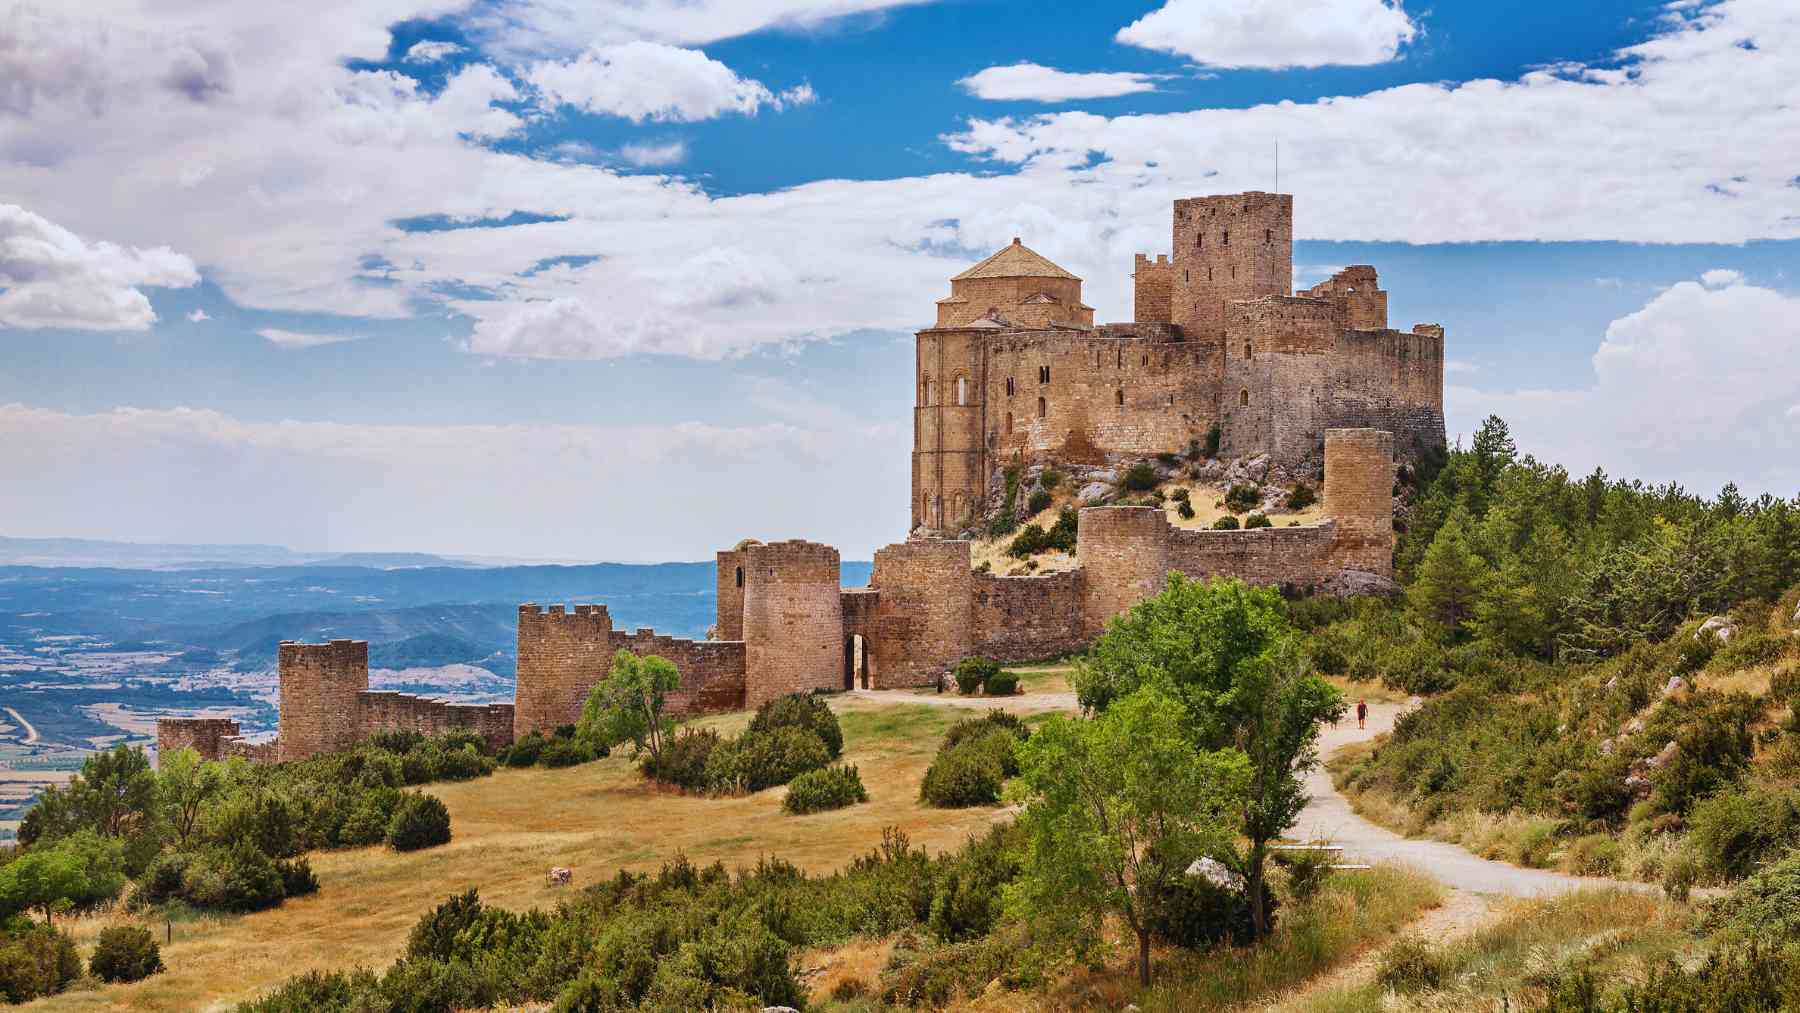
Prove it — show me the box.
[514,604,613,739]
[277,639,368,762]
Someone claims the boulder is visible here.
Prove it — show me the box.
[1321,569,1400,597]
[1599,738,1616,756]
[1085,468,1118,486]
[1624,773,1652,798]
[1184,856,1245,892]
[1077,482,1111,505]
[1697,616,1736,643]
[1623,717,1646,736]
[1645,740,1680,770]
[1662,676,1689,698]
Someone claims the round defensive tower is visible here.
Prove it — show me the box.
[277,639,369,762]
[1323,428,1396,578]
[742,540,844,709]
[1075,506,1171,637]
[869,538,972,688]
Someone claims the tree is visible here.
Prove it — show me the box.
[1009,685,1249,986]
[1407,509,1491,640]
[0,831,125,926]
[20,745,158,846]
[577,650,682,764]
[157,747,223,847]
[1075,575,1344,938]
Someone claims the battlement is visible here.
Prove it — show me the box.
[278,638,369,762]
[518,602,612,625]
[156,717,241,762]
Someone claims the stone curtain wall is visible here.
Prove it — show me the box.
[607,629,747,716]
[1324,428,1397,578]
[155,718,241,761]
[277,639,369,763]
[514,604,615,738]
[355,693,515,752]
[1167,523,1338,591]
[866,540,973,689]
[1074,507,1173,638]
[742,540,845,709]
[1321,329,1444,465]
[972,570,1087,661]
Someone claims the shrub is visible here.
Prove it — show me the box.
[1245,513,1272,529]
[1039,468,1064,491]
[1225,483,1260,514]
[1663,851,1698,902]
[1376,936,1447,993]
[138,851,191,904]
[339,787,403,847]
[1145,867,1275,948]
[88,924,163,983]
[985,511,1019,539]
[182,842,286,913]
[237,969,383,1011]
[1704,850,1800,941]
[1286,483,1317,510]
[1212,516,1240,530]
[1565,834,1623,877]
[0,923,82,1002]
[1714,631,1792,672]
[1026,489,1052,514]
[711,727,831,794]
[954,656,998,695]
[783,765,868,815]
[1177,501,1196,520]
[1170,487,1190,503]
[386,793,452,852]
[1122,462,1159,492]
[1687,784,1800,880]
[539,737,601,768]
[276,857,319,898]
[1203,423,1222,457]
[920,742,1004,808]
[749,692,844,759]
[983,670,1020,696]
[943,710,1031,750]
[644,728,721,790]
[1006,522,1049,559]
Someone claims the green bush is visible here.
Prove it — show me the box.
[709,727,831,794]
[1039,468,1064,491]
[338,787,403,847]
[919,742,1005,808]
[386,793,452,852]
[0,923,82,1002]
[276,857,318,898]
[749,692,844,759]
[1704,850,1800,941]
[1212,515,1240,530]
[1286,483,1318,510]
[1203,423,1221,457]
[1177,500,1196,520]
[88,924,164,983]
[983,670,1020,696]
[1565,833,1623,877]
[138,851,191,905]
[1026,489,1052,514]
[1375,935,1447,993]
[182,842,286,913]
[954,656,999,695]
[1245,513,1272,529]
[1122,462,1159,492]
[539,737,602,768]
[1688,784,1800,880]
[499,732,546,767]
[1145,866,1275,948]
[1225,483,1260,514]
[943,710,1031,751]
[1171,487,1190,503]
[1714,631,1792,672]
[643,728,721,790]
[782,765,868,815]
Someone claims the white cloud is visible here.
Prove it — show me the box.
[1451,274,1800,497]
[618,139,687,167]
[1117,0,1417,69]
[258,328,363,348]
[0,401,908,560]
[0,204,198,332]
[186,309,210,322]
[1700,268,1744,288]
[1788,405,1800,419]
[403,40,465,64]
[528,42,812,123]
[1444,359,1479,375]
[472,0,936,56]
[958,63,1161,102]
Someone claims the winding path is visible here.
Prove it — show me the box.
[3,705,38,745]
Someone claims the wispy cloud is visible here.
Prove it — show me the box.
[403,40,466,64]
[619,139,687,167]
[258,328,363,349]
[186,309,210,322]
[958,63,1161,102]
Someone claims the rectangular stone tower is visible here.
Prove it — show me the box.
[1171,192,1294,341]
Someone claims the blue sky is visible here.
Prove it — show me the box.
[1,0,1797,561]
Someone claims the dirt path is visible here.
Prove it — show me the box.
[847,688,1078,713]
[4,705,38,744]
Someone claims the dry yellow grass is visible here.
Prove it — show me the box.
[30,699,1006,1012]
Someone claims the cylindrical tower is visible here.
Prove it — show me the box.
[869,539,973,688]
[1324,428,1395,578]
[513,604,614,739]
[1075,506,1171,637]
[742,540,844,709]
[277,639,369,762]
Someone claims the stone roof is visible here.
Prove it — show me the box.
[951,238,1079,282]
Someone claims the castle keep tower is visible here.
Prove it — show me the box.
[1171,192,1293,341]
[277,639,368,762]
[741,540,845,709]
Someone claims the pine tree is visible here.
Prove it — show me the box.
[1408,509,1491,640]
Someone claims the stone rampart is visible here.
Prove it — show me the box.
[514,604,615,738]
[608,628,747,716]
[1168,523,1338,592]
[972,569,1086,660]
[1324,428,1396,578]
[221,737,278,764]
[742,540,845,708]
[866,539,972,688]
[355,692,515,752]
[155,718,241,762]
[277,639,369,763]
[1075,507,1172,637]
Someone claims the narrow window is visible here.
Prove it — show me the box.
[955,375,968,405]
[1005,412,1013,434]
[920,375,931,405]
[1223,229,1230,246]
[1265,228,1272,244]
[1167,394,1175,406]
[735,566,743,588]
[1240,388,1250,407]
[1038,365,1050,384]
[1037,396,1046,418]
[1005,376,1014,396]
[1244,340,1252,359]
[1196,234,1204,249]
[1207,267,1213,281]
[1116,347,1122,368]
[1184,270,1189,283]
[1231,265,1237,280]
[1115,389,1124,407]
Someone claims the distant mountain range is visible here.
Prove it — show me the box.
[0,535,505,570]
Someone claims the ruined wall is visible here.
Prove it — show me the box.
[1302,266,1388,331]
[715,546,748,641]
[355,693,515,752]
[1133,254,1174,324]
[866,539,972,688]
[1167,523,1338,592]
[514,604,614,738]
[277,639,369,763]
[156,718,241,762]
[1074,507,1171,637]
[742,540,845,708]
[1171,192,1292,341]
[1320,329,1445,466]
[1324,428,1396,578]
[972,569,1087,661]
[222,738,278,763]
[608,629,747,716]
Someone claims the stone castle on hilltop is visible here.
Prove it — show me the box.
[161,193,1446,765]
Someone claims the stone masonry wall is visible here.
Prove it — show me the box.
[355,693,515,752]
[742,540,845,709]
[514,604,614,738]
[1167,523,1338,592]
[1324,428,1397,578]
[608,629,747,716]
[1133,254,1173,324]
[972,569,1087,661]
[1171,192,1293,341]
[715,547,747,641]
[866,539,972,688]
[278,639,369,763]
[156,718,241,762]
[1074,507,1172,637]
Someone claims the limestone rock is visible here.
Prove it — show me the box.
[1078,482,1111,505]
[1604,676,1619,691]
[1185,856,1245,892]
[1624,773,1652,798]
[1645,740,1679,770]
[1321,569,1400,597]
[1623,717,1645,736]
[1085,468,1118,486]
[1662,676,1689,698]
[1697,616,1736,643]
[1599,738,1615,756]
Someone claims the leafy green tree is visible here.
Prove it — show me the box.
[1009,685,1249,986]
[0,831,125,926]
[1075,575,1343,938]
[577,650,682,764]
[156,747,223,847]
[1407,509,1491,640]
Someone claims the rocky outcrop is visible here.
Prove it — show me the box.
[1697,616,1736,642]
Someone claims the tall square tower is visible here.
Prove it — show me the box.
[1170,192,1293,341]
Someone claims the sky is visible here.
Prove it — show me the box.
[1,0,1797,562]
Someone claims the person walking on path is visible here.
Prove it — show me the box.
[1356,698,1367,730]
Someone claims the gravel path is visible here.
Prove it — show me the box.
[3,706,38,745]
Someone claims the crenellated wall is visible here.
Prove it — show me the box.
[278,639,369,763]
[514,604,614,738]
[607,628,747,715]
[971,570,1086,660]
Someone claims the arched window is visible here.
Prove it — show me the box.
[1115,389,1124,407]
[735,566,743,588]
[1240,388,1250,407]
[1038,365,1050,384]
[1037,396,1047,418]
[955,375,968,405]
[1005,376,1014,396]
[920,375,932,405]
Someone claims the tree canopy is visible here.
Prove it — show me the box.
[577,650,682,763]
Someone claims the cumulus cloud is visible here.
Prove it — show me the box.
[257,328,363,348]
[1117,0,1417,69]
[528,42,813,123]
[958,63,1161,102]
[0,204,198,332]
[472,0,937,56]
[1701,268,1744,288]
[186,309,210,322]
[0,401,907,560]
[1451,274,1800,497]
[618,139,688,167]
[403,40,465,63]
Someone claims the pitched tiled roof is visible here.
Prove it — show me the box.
[951,238,1079,282]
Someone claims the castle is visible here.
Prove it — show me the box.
[160,193,1445,765]
[915,192,1444,533]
